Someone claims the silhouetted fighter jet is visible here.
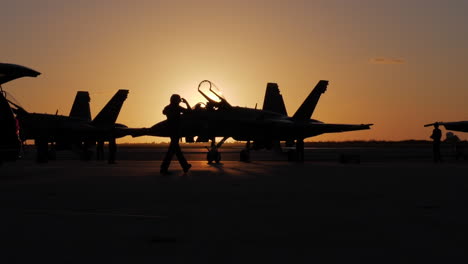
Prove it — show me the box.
[8,89,129,162]
[425,121,468,133]
[133,80,373,162]
[0,63,40,164]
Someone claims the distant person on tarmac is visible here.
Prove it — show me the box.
[430,123,442,162]
[160,94,192,175]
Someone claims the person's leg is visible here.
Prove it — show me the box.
[161,138,177,173]
[174,142,191,172]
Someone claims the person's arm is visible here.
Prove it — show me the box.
[181,98,192,111]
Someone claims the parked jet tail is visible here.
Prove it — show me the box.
[262,83,288,116]
[92,89,129,126]
[292,80,328,120]
[69,91,91,121]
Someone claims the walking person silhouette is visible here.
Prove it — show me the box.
[430,123,442,163]
[160,94,192,175]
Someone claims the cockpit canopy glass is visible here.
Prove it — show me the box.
[197,80,229,105]
[0,89,24,110]
[0,63,40,85]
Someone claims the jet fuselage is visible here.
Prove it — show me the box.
[147,106,370,141]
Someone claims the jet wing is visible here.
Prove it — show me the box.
[425,121,468,132]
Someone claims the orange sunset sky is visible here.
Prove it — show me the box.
[2,0,467,142]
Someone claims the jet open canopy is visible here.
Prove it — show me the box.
[197,80,231,109]
[1,63,40,109]
[0,63,41,85]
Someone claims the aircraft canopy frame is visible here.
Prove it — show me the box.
[197,80,231,109]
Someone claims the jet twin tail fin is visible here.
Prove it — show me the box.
[69,91,91,121]
[92,89,129,126]
[262,83,288,116]
[292,80,328,120]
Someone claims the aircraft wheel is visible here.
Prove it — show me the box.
[207,151,221,164]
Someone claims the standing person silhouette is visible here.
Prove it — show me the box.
[430,123,442,163]
[160,94,192,175]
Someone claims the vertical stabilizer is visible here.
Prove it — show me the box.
[69,91,91,121]
[292,80,328,120]
[262,83,288,116]
[92,89,128,126]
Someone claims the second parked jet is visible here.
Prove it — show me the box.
[9,89,129,162]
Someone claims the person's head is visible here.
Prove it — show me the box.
[170,94,181,105]
[434,123,439,128]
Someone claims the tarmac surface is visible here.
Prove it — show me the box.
[1,146,468,263]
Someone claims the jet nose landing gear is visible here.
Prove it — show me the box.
[206,148,221,164]
[205,136,229,164]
